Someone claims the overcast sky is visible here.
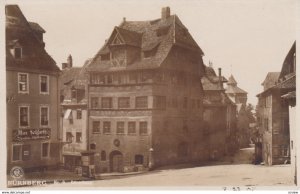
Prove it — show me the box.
[7,0,297,105]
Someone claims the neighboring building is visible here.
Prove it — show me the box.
[278,41,296,182]
[6,5,61,172]
[60,56,90,172]
[86,7,207,173]
[256,41,295,166]
[226,75,250,148]
[201,65,237,159]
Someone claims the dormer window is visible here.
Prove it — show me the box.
[101,53,110,61]
[14,47,22,59]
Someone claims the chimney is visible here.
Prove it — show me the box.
[218,68,223,89]
[123,17,126,22]
[67,54,73,68]
[161,7,170,20]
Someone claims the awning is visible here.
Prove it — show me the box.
[64,109,72,119]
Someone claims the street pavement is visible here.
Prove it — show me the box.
[44,147,295,188]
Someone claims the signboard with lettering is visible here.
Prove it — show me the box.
[12,128,51,142]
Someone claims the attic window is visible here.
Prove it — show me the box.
[101,53,110,61]
[156,26,170,37]
[14,47,22,59]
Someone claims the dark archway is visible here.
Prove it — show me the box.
[109,150,123,172]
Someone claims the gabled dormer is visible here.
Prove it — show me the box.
[99,27,142,66]
[8,39,22,60]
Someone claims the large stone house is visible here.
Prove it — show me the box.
[201,65,237,158]
[60,55,91,172]
[6,5,61,172]
[256,41,295,166]
[226,75,250,148]
[85,7,207,173]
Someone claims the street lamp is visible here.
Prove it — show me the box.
[148,148,154,170]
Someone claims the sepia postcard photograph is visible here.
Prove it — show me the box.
[0,0,299,192]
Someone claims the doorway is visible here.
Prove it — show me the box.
[109,150,123,172]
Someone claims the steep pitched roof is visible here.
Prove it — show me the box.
[28,21,45,33]
[6,5,59,73]
[279,41,296,80]
[227,75,237,85]
[261,72,280,91]
[87,14,204,72]
[225,74,247,94]
[202,65,227,91]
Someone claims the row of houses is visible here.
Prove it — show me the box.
[6,5,251,176]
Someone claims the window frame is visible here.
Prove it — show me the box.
[101,97,113,109]
[40,105,49,127]
[12,144,22,162]
[103,121,111,134]
[19,105,30,128]
[66,132,73,143]
[118,97,130,109]
[91,97,99,108]
[139,121,148,135]
[76,109,82,120]
[41,142,50,158]
[76,132,82,143]
[135,96,148,109]
[116,121,125,134]
[128,121,136,134]
[14,47,22,59]
[92,121,101,133]
[39,75,49,94]
[18,72,29,94]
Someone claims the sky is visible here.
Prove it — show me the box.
[5,0,297,105]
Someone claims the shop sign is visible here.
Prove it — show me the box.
[12,128,51,142]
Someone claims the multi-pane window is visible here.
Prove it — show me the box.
[128,122,136,134]
[19,106,29,127]
[77,110,82,119]
[103,121,111,134]
[116,122,125,134]
[42,142,50,158]
[12,145,22,161]
[66,132,73,142]
[40,75,49,94]
[118,97,130,108]
[101,97,112,109]
[91,97,99,108]
[139,122,148,135]
[135,96,148,108]
[92,121,100,133]
[76,132,82,143]
[40,106,49,126]
[18,73,28,93]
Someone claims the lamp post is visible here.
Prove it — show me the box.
[148,148,154,170]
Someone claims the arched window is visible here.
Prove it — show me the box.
[101,150,106,161]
